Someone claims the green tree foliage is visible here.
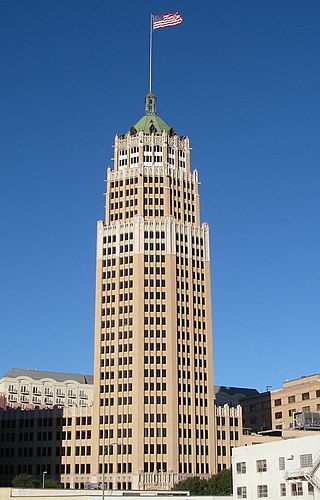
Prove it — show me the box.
[44,479,60,489]
[172,469,232,496]
[206,469,232,496]
[172,476,208,495]
[12,473,37,488]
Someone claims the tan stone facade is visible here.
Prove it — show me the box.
[215,404,242,472]
[241,374,320,432]
[91,94,215,490]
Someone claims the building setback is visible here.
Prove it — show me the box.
[91,92,215,490]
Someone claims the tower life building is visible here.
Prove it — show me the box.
[92,93,215,490]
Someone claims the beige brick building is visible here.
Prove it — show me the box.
[241,374,320,432]
[91,92,215,490]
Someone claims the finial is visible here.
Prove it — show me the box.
[145,92,157,116]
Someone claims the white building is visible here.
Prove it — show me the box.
[232,434,320,499]
[0,368,93,409]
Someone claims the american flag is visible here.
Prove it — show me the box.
[153,12,183,30]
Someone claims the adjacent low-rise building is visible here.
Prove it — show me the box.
[232,433,320,499]
[214,386,259,407]
[0,369,93,409]
[241,374,320,432]
[0,404,93,489]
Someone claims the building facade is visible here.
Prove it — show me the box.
[241,374,320,432]
[215,405,242,472]
[91,93,215,490]
[0,405,93,489]
[0,367,267,487]
[0,369,93,410]
[232,434,320,499]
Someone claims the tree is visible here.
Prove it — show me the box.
[44,479,60,489]
[172,476,209,495]
[12,473,37,488]
[205,469,232,496]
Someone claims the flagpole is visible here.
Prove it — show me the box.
[149,14,153,93]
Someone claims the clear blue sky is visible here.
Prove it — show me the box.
[1,1,319,392]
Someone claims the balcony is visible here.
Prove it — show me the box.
[284,469,307,480]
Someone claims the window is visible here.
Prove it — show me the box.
[288,395,295,403]
[279,457,285,470]
[237,486,247,498]
[257,485,268,497]
[291,482,303,496]
[302,392,310,401]
[143,145,152,165]
[308,483,314,494]
[275,411,282,419]
[236,462,246,474]
[130,146,139,165]
[300,454,312,468]
[256,459,267,472]
[275,398,282,406]
[119,149,127,167]
[280,483,286,496]
[316,390,320,398]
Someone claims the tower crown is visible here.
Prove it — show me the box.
[127,92,175,136]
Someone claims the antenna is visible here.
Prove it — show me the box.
[149,14,154,93]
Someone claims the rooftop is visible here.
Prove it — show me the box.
[126,92,175,136]
[3,368,93,385]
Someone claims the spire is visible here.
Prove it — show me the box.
[145,92,157,115]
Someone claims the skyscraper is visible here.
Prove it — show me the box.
[92,93,215,490]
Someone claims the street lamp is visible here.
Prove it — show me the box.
[42,471,47,489]
[102,442,122,498]
[102,446,108,500]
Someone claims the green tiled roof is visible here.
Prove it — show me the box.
[130,114,171,134]
[127,93,174,136]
